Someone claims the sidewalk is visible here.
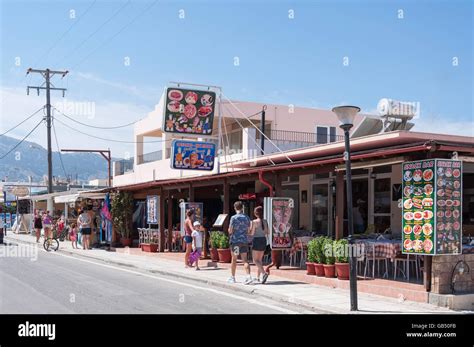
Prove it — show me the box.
[5,232,459,314]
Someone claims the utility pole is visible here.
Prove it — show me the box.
[26,68,68,193]
[260,105,267,155]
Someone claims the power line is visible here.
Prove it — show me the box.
[52,119,68,178]
[71,0,159,70]
[0,106,45,137]
[0,119,44,160]
[33,0,98,67]
[54,116,173,144]
[53,106,142,129]
[55,0,132,67]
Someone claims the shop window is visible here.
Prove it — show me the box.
[374,215,391,233]
[374,178,391,214]
[312,184,329,233]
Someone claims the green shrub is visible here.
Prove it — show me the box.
[323,238,335,265]
[307,239,317,262]
[217,233,229,249]
[333,239,349,263]
[314,236,326,264]
[210,231,220,249]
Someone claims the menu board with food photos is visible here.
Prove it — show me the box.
[264,197,294,249]
[402,159,462,255]
[163,87,216,135]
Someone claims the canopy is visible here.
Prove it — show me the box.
[53,191,106,203]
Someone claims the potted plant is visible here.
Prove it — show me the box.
[217,233,231,263]
[314,236,326,277]
[306,239,317,275]
[209,231,220,262]
[141,229,159,253]
[111,191,134,247]
[334,239,350,280]
[322,238,336,278]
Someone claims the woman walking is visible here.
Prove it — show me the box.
[77,209,92,250]
[183,209,195,268]
[250,206,270,283]
[42,211,53,241]
[34,210,43,243]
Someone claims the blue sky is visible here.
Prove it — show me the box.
[0,0,472,157]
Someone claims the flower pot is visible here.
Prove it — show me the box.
[217,248,231,263]
[335,262,350,280]
[210,248,219,262]
[306,262,315,275]
[314,263,325,277]
[120,237,132,247]
[323,264,336,278]
[142,243,158,252]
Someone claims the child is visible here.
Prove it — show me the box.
[190,221,203,270]
[70,223,78,249]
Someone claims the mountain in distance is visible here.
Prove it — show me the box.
[0,135,113,182]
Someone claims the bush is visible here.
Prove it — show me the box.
[307,239,317,262]
[323,238,335,265]
[217,233,229,249]
[111,191,134,239]
[333,239,349,263]
[210,231,220,249]
[314,236,326,264]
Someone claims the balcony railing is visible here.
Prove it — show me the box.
[138,150,162,164]
[262,129,344,144]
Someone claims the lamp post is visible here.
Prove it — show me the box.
[332,105,360,311]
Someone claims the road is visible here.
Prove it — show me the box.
[0,242,309,314]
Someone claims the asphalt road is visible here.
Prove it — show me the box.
[0,242,307,314]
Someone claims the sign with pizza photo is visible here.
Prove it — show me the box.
[163,87,216,135]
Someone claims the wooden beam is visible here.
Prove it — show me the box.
[189,183,194,202]
[274,172,282,197]
[335,170,344,240]
[159,193,165,252]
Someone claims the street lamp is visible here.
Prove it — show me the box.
[332,105,360,311]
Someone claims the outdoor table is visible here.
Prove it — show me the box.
[355,239,402,278]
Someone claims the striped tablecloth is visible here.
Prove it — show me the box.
[356,239,402,260]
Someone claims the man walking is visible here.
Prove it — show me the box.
[227,201,253,284]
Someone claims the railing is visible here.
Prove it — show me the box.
[138,150,162,164]
[261,129,344,144]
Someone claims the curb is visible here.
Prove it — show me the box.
[6,236,341,314]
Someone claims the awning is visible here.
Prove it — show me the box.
[54,194,80,203]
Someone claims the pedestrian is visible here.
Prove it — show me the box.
[77,209,92,250]
[190,221,203,270]
[57,215,65,239]
[34,210,43,243]
[42,211,53,240]
[0,215,4,244]
[250,206,270,284]
[183,209,195,268]
[227,201,253,285]
[70,223,78,249]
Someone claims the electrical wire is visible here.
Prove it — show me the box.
[53,116,173,144]
[33,0,98,67]
[70,0,159,70]
[0,106,45,136]
[52,119,68,178]
[221,92,293,163]
[0,119,44,159]
[53,106,142,129]
[54,0,132,67]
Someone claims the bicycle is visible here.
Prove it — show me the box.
[43,226,60,252]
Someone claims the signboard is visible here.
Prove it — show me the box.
[171,140,216,171]
[213,214,228,228]
[164,87,216,135]
[180,202,203,236]
[146,195,159,225]
[402,159,462,255]
[5,213,11,228]
[264,197,294,249]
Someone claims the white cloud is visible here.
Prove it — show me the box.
[411,113,474,137]
[0,86,155,158]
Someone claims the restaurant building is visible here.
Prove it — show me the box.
[111,91,474,308]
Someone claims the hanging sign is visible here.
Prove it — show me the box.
[163,87,216,135]
[146,195,159,225]
[171,140,216,171]
[264,197,294,249]
[402,159,462,255]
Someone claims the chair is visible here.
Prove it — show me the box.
[393,254,421,281]
[364,242,390,279]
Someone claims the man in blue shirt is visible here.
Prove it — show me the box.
[227,201,253,284]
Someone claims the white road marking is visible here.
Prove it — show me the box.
[48,251,300,314]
